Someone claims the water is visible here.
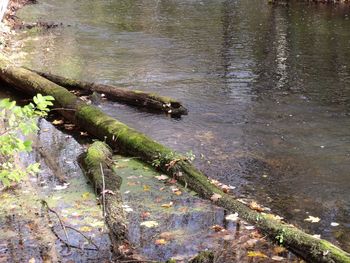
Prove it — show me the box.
[15,0,350,251]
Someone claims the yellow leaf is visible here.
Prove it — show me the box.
[174,190,182,196]
[143,185,151,191]
[161,202,173,208]
[79,226,92,232]
[247,251,268,258]
[52,119,64,125]
[81,192,90,200]
[155,239,167,245]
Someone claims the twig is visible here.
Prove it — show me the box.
[65,225,99,250]
[100,163,106,218]
[50,226,97,251]
[41,200,70,244]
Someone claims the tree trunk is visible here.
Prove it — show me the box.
[29,69,188,116]
[0,55,349,263]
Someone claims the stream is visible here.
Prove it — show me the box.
[12,0,350,253]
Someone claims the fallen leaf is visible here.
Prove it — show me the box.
[143,185,151,191]
[54,183,70,190]
[140,221,158,228]
[161,202,173,208]
[52,119,64,125]
[210,225,224,232]
[141,211,151,219]
[155,175,168,181]
[155,239,167,245]
[225,213,239,222]
[81,192,90,199]
[174,190,182,196]
[272,256,285,261]
[80,226,92,232]
[168,179,177,184]
[247,251,268,258]
[249,201,264,212]
[159,232,175,240]
[304,216,320,223]
[210,193,222,202]
[273,246,286,254]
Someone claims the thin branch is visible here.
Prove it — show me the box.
[65,225,99,250]
[41,200,70,244]
[100,163,106,218]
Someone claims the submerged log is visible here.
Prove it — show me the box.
[30,69,188,116]
[0,55,349,263]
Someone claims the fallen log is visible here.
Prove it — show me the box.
[0,55,349,263]
[80,141,137,259]
[29,69,188,116]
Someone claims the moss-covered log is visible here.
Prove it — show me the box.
[80,141,130,257]
[30,69,188,116]
[0,55,349,263]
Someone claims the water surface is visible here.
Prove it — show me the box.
[16,0,350,251]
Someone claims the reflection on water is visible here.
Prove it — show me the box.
[16,0,350,251]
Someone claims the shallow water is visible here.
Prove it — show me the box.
[16,0,350,251]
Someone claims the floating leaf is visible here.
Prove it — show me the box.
[304,216,320,223]
[81,192,90,199]
[140,221,158,228]
[247,251,268,258]
[155,239,167,245]
[161,202,173,208]
[210,225,224,232]
[272,256,285,261]
[80,226,92,232]
[210,193,222,202]
[52,119,64,125]
[141,211,151,219]
[155,175,168,181]
[225,213,239,222]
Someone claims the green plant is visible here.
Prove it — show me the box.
[276,229,286,245]
[0,94,54,186]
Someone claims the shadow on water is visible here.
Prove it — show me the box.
[12,0,350,252]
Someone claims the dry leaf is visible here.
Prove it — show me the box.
[249,201,264,212]
[155,175,168,181]
[304,216,320,223]
[247,251,268,258]
[155,239,167,245]
[225,213,239,222]
[161,202,173,208]
[140,221,158,228]
[272,256,285,261]
[210,225,224,232]
[273,246,286,254]
[80,226,92,232]
[52,119,64,125]
[141,211,151,219]
[210,193,222,202]
[159,232,175,240]
[143,185,151,191]
[174,190,182,196]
